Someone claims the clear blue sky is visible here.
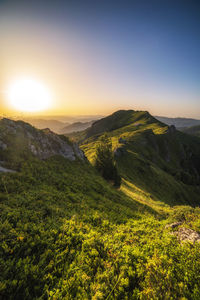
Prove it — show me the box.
[1,0,200,117]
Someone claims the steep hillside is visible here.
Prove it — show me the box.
[86,110,164,139]
[0,118,84,171]
[81,110,200,207]
[182,125,200,137]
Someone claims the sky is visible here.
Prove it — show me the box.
[0,0,200,118]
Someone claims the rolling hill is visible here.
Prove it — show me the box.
[1,113,200,299]
[60,120,95,134]
[21,118,67,133]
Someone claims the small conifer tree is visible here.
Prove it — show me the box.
[94,134,121,187]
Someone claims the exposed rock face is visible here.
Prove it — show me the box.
[37,128,77,160]
[73,143,86,160]
[0,118,85,164]
[173,227,200,244]
[166,222,200,243]
[0,166,16,173]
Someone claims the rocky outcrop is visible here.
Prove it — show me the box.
[173,227,200,244]
[0,118,85,163]
[0,166,16,173]
[73,143,86,160]
[166,223,200,244]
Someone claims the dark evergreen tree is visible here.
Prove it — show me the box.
[94,134,121,187]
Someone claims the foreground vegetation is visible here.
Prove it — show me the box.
[1,157,200,299]
[94,135,121,187]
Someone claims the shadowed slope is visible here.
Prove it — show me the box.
[182,125,200,138]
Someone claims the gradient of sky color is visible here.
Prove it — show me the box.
[0,0,200,117]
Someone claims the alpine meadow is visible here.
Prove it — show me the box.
[1,1,200,299]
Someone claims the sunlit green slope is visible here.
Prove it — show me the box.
[1,156,200,299]
[80,110,200,209]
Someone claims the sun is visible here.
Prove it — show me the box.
[7,78,52,112]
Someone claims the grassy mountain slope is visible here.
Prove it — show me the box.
[1,156,200,299]
[86,110,165,139]
[1,115,200,299]
[81,110,200,209]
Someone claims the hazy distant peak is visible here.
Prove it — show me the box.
[155,116,200,129]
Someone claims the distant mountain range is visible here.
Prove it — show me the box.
[156,116,200,129]
[59,120,95,134]
[22,118,68,133]
[20,116,101,133]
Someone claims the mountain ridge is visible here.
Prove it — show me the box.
[80,110,200,207]
[85,110,166,139]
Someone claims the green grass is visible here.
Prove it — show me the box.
[1,111,200,299]
[1,157,200,299]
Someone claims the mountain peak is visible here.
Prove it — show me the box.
[85,109,161,139]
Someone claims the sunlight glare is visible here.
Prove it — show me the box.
[7,78,51,112]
